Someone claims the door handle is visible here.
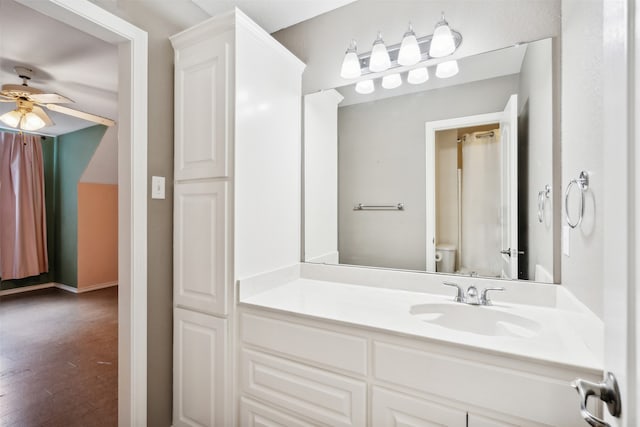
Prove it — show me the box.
[571,372,621,427]
[500,248,524,257]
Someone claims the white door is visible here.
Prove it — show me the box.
[499,94,518,279]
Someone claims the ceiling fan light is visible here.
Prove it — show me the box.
[429,14,456,58]
[355,79,375,95]
[369,32,391,72]
[398,24,421,66]
[21,111,46,131]
[407,67,429,84]
[381,73,402,89]
[340,40,362,79]
[0,109,22,128]
[436,60,459,78]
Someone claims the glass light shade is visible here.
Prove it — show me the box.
[369,32,391,72]
[398,25,421,66]
[436,60,459,78]
[429,17,456,58]
[355,79,375,94]
[407,67,429,84]
[381,73,402,89]
[0,110,22,128]
[340,41,361,79]
[21,111,46,131]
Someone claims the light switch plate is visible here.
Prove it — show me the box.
[563,225,570,256]
[151,176,165,199]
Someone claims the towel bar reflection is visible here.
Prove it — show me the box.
[537,184,551,223]
[354,203,404,211]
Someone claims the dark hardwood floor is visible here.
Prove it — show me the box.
[0,287,118,427]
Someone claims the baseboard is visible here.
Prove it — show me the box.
[0,282,56,296]
[57,281,118,294]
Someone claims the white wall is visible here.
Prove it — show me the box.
[234,19,305,279]
[517,38,554,282]
[338,75,519,270]
[561,0,604,317]
[304,90,343,263]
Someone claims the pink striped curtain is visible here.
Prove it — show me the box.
[0,132,48,280]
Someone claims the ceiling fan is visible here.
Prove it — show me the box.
[0,66,115,131]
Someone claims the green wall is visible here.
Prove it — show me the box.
[54,125,107,287]
[0,125,106,291]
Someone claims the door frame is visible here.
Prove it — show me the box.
[17,1,149,425]
[425,112,502,272]
[602,0,637,424]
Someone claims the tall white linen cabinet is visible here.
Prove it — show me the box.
[170,9,305,427]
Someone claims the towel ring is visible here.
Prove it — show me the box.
[537,184,551,223]
[564,171,589,229]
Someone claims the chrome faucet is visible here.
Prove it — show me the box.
[443,282,505,306]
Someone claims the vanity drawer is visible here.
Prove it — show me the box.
[240,348,366,427]
[373,341,590,426]
[240,397,318,427]
[240,312,367,375]
[372,386,467,426]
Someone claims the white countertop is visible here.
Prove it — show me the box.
[240,276,603,373]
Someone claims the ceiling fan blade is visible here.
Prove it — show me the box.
[29,93,74,104]
[44,104,115,127]
[31,106,55,127]
[0,94,15,101]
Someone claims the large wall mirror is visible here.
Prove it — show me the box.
[304,38,557,283]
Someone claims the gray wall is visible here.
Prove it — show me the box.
[561,0,604,317]
[338,75,519,270]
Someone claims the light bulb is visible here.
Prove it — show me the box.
[398,24,421,66]
[369,32,391,72]
[407,67,429,84]
[355,79,374,95]
[429,14,456,58]
[340,40,361,79]
[381,73,402,89]
[435,60,459,78]
[21,111,46,131]
[0,110,23,128]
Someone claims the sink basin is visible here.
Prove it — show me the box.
[409,303,541,338]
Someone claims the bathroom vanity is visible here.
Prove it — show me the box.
[236,264,603,427]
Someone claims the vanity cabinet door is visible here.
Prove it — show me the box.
[174,30,232,181]
[174,180,228,315]
[467,412,538,427]
[372,386,467,427]
[173,308,228,427]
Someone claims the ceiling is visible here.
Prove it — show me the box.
[0,0,356,136]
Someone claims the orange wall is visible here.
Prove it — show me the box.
[77,183,118,289]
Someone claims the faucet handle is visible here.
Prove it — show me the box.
[442,282,464,302]
[481,287,505,305]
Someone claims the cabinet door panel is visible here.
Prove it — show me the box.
[240,397,318,427]
[372,387,467,427]
[175,31,231,180]
[173,308,228,427]
[174,181,228,315]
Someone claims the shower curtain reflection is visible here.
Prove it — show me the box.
[459,130,501,277]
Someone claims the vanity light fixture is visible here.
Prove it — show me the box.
[397,23,421,66]
[381,73,402,89]
[407,67,429,84]
[340,39,361,79]
[369,32,391,72]
[429,13,457,58]
[435,59,459,78]
[355,79,375,94]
